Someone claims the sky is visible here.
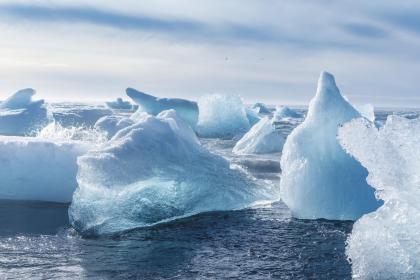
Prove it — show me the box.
[0,0,420,107]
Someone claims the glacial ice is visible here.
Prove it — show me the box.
[0,89,49,136]
[338,116,420,279]
[196,94,250,138]
[279,71,381,220]
[126,88,199,128]
[354,103,375,122]
[233,117,285,155]
[105,98,133,110]
[252,102,271,115]
[69,110,277,235]
[0,136,89,202]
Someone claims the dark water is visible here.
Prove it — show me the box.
[0,200,352,279]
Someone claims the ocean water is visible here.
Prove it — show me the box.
[0,105,415,279]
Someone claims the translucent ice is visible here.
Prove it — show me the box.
[126,88,198,128]
[339,116,420,279]
[69,110,277,235]
[196,94,250,138]
[105,98,133,110]
[0,136,89,202]
[0,89,49,136]
[245,107,261,126]
[280,71,381,220]
[233,117,285,155]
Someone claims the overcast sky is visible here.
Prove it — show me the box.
[0,0,420,107]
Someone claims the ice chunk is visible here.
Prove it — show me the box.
[94,115,135,138]
[196,94,250,138]
[233,117,285,154]
[252,102,271,114]
[69,110,277,235]
[126,88,198,128]
[52,104,112,128]
[273,106,302,121]
[0,136,90,202]
[105,98,133,110]
[338,116,420,279]
[279,71,381,220]
[0,89,49,136]
[245,107,261,126]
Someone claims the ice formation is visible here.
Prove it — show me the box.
[354,103,375,122]
[126,88,198,128]
[279,71,381,220]
[252,103,271,114]
[94,115,135,138]
[69,110,277,235]
[338,116,420,279]
[273,106,302,121]
[196,94,250,138]
[245,108,261,126]
[105,98,133,110]
[0,89,49,136]
[52,105,112,128]
[38,122,107,144]
[0,136,89,202]
[233,117,285,155]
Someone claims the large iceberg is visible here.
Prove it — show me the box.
[105,97,133,110]
[233,117,285,155]
[126,88,198,128]
[279,71,381,220]
[0,136,89,202]
[69,110,277,236]
[196,94,250,138]
[338,116,420,279]
[0,89,49,136]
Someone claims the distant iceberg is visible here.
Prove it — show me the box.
[52,104,112,128]
[126,88,198,128]
[233,117,285,155]
[273,106,302,121]
[0,136,89,202]
[280,71,381,220]
[105,98,133,110]
[339,116,420,279]
[0,89,49,136]
[70,110,277,236]
[252,102,271,114]
[196,94,250,138]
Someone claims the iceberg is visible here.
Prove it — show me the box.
[233,117,285,155]
[279,71,381,220]
[0,136,89,202]
[126,88,198,128]
[0,89,49,136]
[105,98,133,110]
[338,116,420,279]
[273,106,302,121]
[69,110,277,236]
[196,94,250,138]
[252,102,271,114]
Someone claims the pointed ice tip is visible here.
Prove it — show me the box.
[318,71,336,87]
